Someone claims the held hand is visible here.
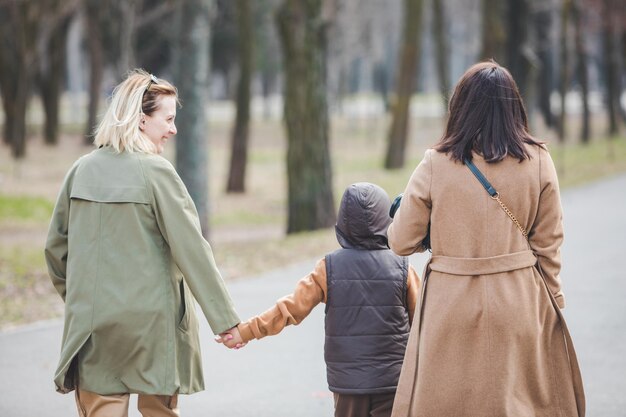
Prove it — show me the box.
[214,326,247,350]
[214,330,235,345]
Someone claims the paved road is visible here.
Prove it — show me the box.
[1,174,625,417]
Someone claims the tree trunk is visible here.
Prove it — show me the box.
[40,14,73,145]
[0,2,39,158]
[557,0,570,142]
[10,8,31,159]
[384,0,423,170]
[255,0,280,120]
[432,0,450,110]
[117,0,137,75]
[572,0,590,143]
[0,8,14,145]
[506,0,530,99]
[173,0,212,238]
[0,5,12,145]
[0,35,28,155]
[481,0,506,62]
[276,0,336,233]
[373,61,391,112]
[622,11,626,124]
[533,3,555,129]
[85,1,104,145]
[7,80,29,158]
[226,0,253,193]
[261,71,273,120]
[602,0,621,136]
[0,92,13,145]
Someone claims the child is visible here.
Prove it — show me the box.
[217,182,420,417]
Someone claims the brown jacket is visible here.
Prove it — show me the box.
[388,146,584,417]
[238,258,420,342]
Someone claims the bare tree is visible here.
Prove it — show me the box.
[558,0,571,142]
[276,0,336,233]
[0,2,37,158]
[384,0,423,169]
[0,0,80,153]
[256,0,281,119]
[533,1,556,129]
[0,1,40,158]
[84,0,105,144]
[130,1,179,73]
[506,0,531,99]
[83,0,174,145]
[373,60,392,112]
[172,0,212,237]
[622,11,626,124]
[602,0,622,135]
[226,0,253,193]
[481,0,506,61]
[572,0,591,142]
[38,1,77,145]
[432,0,450,109]
[117,0,138,74]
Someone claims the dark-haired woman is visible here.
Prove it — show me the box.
[387,62,585,417]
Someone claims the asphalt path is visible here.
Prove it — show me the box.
[1,173,625,417]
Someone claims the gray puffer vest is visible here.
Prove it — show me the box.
[324,182,411,395]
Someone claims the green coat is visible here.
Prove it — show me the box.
[45,146,240,395]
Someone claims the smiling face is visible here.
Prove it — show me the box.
[141,95,177,154]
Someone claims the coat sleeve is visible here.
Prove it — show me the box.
[237,258,327,342]
[388,150,433,255]
[44,159,81,301]
[530,149,565,308]
[144,157,240,334]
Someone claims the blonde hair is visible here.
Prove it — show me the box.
[93,69,179,153]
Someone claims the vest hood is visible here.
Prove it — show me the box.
[335,182,391,250]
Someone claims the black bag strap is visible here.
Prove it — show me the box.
[464,158,498,197]
[463,158,528,239]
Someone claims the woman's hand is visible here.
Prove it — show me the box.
[215,325,247,349]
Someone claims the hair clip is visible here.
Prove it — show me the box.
[142,74,159,103]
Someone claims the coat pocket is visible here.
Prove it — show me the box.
[177,280,192,332]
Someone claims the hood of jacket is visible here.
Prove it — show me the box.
[335,182,392,250]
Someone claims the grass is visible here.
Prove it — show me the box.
[550,136,626,188]
[1,111,625,329]
[0,194,54,223]
[0,246,63,328]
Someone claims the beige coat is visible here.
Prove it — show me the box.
[388,146,584,417]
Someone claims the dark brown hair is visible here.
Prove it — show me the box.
[435,61,543,163]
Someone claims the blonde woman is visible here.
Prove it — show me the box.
[45,69,241,417]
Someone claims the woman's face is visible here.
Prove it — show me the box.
[141,95,177,154]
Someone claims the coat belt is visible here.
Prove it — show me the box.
[429,250,537,275]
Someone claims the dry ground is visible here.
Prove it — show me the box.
[1,110,625,329]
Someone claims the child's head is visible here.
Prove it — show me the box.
[335,182,392,250]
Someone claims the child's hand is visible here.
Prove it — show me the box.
[214,326,247,350]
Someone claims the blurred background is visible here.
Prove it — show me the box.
[0,0,625,330]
